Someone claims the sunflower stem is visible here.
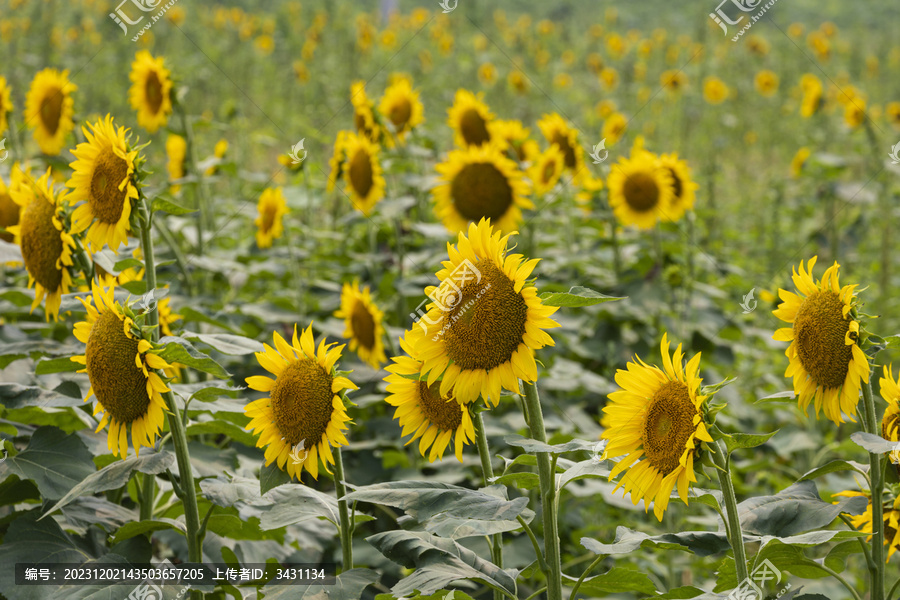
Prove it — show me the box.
[609,213,621,281]
[862,380,886,600]
[333,446,353,570]
[473,409,504,598]
[568,554,605,600]
[521,381,563,600]
[139,471,154,521]
[712,439,749,584]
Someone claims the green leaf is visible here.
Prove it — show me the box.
[260,568,379,600]
[825,540,862,572]
[0,340,79,369]
[259,461,292,494]
[258,484,341,529]
[187,420,256,447]
[851,431,899,454]
[720,430,779,454]
[0,474,40,507]
[797,459,868,481]
[558,458,611,489]
[112,257,144,272]
[504,434,596,455]
[488,472,541,490]
[566,566,657,596]
[0,426,95,500]
[151,197,196,215]
[539,286,624,307]
[34,356,83,375]
[755,390,797,404]
[172,380,244,403]
[738,480,868,537]
[184,332,264,355]
[43,450,173,517]
[367,530,517,597]
[0,382,84,409]
[157,335,230,379]
[112,518,186,544]
[582,527,730,557]
[655,586,708,599]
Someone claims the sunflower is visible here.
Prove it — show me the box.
[490,119,531,162]
[24,68,77,155]
[7,169,75,320]
[350,81,381,143]
[660,70,687,94]
[844,99,866,129]
[574,174,604,213]
[887,102,900,130]
[528,146,565,196]
[166,134,187,193]
[834,491,900,562]
[327,130,349,192]
[128,51,173,134]
[603,112,628,145]
[657,153,697,222]
[205,138,228,176]
[800,75,823,118]
[67,115,139,253]
[334,281,387,369]
[607,145,674,230]
[254,187,288,249]
[537,113,584,180]
[433,145,532,234]
[341,131,385,216]
[378,78,424,147]
[244,324,357,481]
[772,257,870,424]
[0,163,26,243]
[791,147,811,177]
[600,333,713,521]
[411,219,559,406]
[447,90,496,148]
[71,283,173,458]
[0,76,12,136]
[754,70,779,97]
[702,77,729,105]
[879,367,900,468]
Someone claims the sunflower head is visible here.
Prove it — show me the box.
[879,366,900,473]
[0,162,27,244]
[537,113,583,175]
[528,146,565,196]
[490,119,531,162]
[350,81,382,143]
[245,324,357,481]
[378,78,424,147]
[657,153,697,222]
[834,490,900,563]
[341,132,385,216]
[254,187,288,249]
[702,77,729,105]
[327,130,350,192]
[447,90,496,148]
[71,283,173,458]
[601,333,714,520]
[128,51,173,133]
[791,147,811,178]
[773,257,870,424]
[607,143,674,230]
[166,134,187,193]
[334,280,387,369]
[660,70,687,94]
[754,70,779,97]
[24,68,77,156]
[0,76,12,136]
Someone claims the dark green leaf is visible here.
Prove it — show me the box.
[539,286,625,307]
[720,431,778,454]
[566,567,657,596]
[151,197,196,215]
[738,481,868,537]
[0,426,95,500]
[112,518,186,544]
[582,526,731,557]
[259,461,292,494]
[851,432,899,454]
[504,435,596,455]
[0,382,84,409]
[797,459,868,481]
[157,336,230,379]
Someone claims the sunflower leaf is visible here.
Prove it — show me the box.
[797,459,869,481]
[850,431,899,454]
[539,286,625,307]
[112,257,144,272]
[260,568,379,600]
[504,434,596,455]
[719,430,779,454]
[737,480,867,537]
[182,332,265,355]
[151,197,196,215]
[157,336,230,379]
[582,526,731,557]
[0,426,95,501]
[562,567,657,596]
[34,356,82,375]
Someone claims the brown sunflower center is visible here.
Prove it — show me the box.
[19,195,63,291]
[389,98,412,131]
[39,87,63,135]
[85,309,151,424]
[460,109,490,146]
[0,192,19,243]
[270,358,335,447]
[442,259,528,371]
[90,148,130,224]
[623,171,660,212]
[793,290,852,390]
[666,167,683,201]
[145,71,164,114]
[417,381,463,431]
[450,162,514,222]
[551,132,576,168]
[642,380,696,475]
[348,148,374,198]
[350,300,376,350]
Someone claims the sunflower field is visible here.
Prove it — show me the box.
[1,0,900,599]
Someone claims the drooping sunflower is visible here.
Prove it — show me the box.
[254,187,288,249]
[528,146,565,196]
[341,131,385,216]
[334,281,387,370]
[166,134,187,193]
[71,283,173,458]
[537,113,584,180]
[350,81,381,143]
[0,76,12,136]
[7,169,75,320]
[385,330,476,462]
[244,324,357,481]
[607,146,674,230]
[657,153,697,222]
[600,333,714,521]
[378,78,424,147]
[67,115,139,253]
[326,130,349,192]
[128,51,173,134]
[432,145,532,234]
[24,68,77,155]
[411,219,560,406]
[834,491,900,562]
[447,90,496,148]
[772,257,870,424]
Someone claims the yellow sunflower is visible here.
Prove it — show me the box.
[350,81,381,143]
[772,257,870,424]
[166,134,187,193]
[327,130,349,192]
[754,70,779,97]
[378,78,424,147]
[602,112,628,145]
[657,153,698,222]
[334,281,387,370]
[432,144,532,234]
[411,219,560,406]
[67,115,139,253]
[0,163,26,244]
[660,70,687,94]
[878,366,900,458]
[0,76,12,136]
[844,98,866,129]
[886,102,900,131]
[341,131,385,216]
[800,75,823,118]
[128,51,173,134]
[244,324,357,481]
[607,146,674,230]
[447,90,497,148]
[528,146,565,196]
[537,113,584,180]
[600,333,713,521]
[7,169,75,320]
[24,68,77,155]
[71,283,173,458]
[834,491,900,562]
[491,119,531,162]
[205,139,228,176]
[702,77,729,105]
[254,187,288,249]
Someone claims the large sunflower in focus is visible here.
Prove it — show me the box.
[350,81,381,143]
[537,113,584,180]
[834,491,900,563]
[378,78,423,147]
[607,146,674,230]
[334,281,387,369]
[412,219,560,405]
[385,330,475,462]
[447,90,496,148]
[773,257,869,424]
[71,283,173,458]
[128,51,173,133]
[24,68,77,155]
[7,169,75,320]
[254,187,288,249]
[67,115,139,253]
[657,153,697,222]
[600,333,713,521]
[342,132,385,216]
[244,324,357,481]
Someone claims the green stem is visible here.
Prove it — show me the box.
[521,382,562,600]
[473,409,504,599]
[610,214,621,280]
[517,515,547,574]
[333,446,353,570]
[524,586,548,600]
[839,514,874,570]
[139,473,154,521]
[887,575,900,600]
[799,558,862,600]
[712,440,749,583]
[568,554,605,600]
[862,380,886,600]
